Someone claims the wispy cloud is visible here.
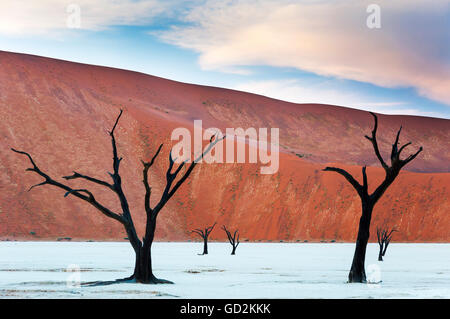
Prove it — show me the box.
[233,79,445,118]
[1,0,448,112]
[158,0,450,106]
[0,0,167,36]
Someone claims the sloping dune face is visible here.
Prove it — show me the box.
[0,51,449,242]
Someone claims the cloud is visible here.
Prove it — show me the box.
[0,0,166,36]
[2,0,448,109]
[233,79,445,118]
[158,0,450,105]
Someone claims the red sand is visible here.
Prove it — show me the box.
[0,51,449,242]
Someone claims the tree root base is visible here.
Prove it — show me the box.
[82,274,174,286]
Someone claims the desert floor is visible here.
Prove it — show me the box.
[0,242,449,298]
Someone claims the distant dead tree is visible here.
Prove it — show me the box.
[323,112,422,283]
[12,110,223,285]
[222,225,240,255]
[377,227,396,261]
[192,223,216,255]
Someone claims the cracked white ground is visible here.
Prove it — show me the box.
[0,242,449,298]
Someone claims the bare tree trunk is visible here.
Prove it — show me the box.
[132,218,156,283]
[203,238,208,255]
[192,223,216,255]
[133,244,167,283]
[377,226,396,262]
[132,216,172,283]
[349,203,373,283]
[222,225,240,255]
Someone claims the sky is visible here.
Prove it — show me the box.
[0,0,449,119]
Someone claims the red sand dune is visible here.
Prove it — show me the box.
[0,51,449,242]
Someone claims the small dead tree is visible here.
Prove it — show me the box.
[377,227,396,261]
[222,225,240,255]
[323,112,422,283]
[12,109,223,284]
[192,223,216,255]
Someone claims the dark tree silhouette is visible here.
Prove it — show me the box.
[11,110,223,285]
[222,225,240,255]
[377,227,396,261]
[192,223,216,255]
[323,112,422,283]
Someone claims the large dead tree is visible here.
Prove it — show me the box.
[12,110,223,284]
[222,225,240,255]
[323,112,422,283]
[377,227,396,261]
[192,223,216,255]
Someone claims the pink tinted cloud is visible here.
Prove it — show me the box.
[159,0,450,105]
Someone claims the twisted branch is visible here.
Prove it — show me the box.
[11,148,125,225]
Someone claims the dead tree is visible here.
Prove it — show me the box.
[323,112,422,283]
[222,225,240,255]
[11,109,223,284]
[377,227,396,261]
[192,223,216,255]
